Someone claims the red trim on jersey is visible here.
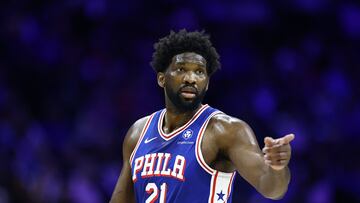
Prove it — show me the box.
[129,113,155,165]
[195,111,222,174]
[226,172,236,203]
[196,118,214,174]
[210,171,219,202]
[158,104,209,140]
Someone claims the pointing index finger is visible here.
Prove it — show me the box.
[281,134,295,145]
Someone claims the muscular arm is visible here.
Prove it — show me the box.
[210,115,291,199]
[109,117,148,203]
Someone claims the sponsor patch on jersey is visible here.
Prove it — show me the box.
[177,140,194,144]
[182,129,193,140]
[178,129,194,144]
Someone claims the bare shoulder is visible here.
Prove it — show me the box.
[207,113,258,148]
[209,113,246,128]
[123,116,151,156]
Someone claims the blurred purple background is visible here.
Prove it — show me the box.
[1,0,360,202]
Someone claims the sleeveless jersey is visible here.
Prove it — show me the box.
[130,104,236,203]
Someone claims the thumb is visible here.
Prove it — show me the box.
[264,137,275,147]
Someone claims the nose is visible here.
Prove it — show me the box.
[183,71,196,84]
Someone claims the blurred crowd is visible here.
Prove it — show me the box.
[0,0,359,202]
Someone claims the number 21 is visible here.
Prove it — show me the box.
[145,182,167,203]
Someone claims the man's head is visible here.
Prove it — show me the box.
[151,29,220,76]
[151,29,221,112]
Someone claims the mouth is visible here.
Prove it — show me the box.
[179,86,198,99]
[180,91,196,99]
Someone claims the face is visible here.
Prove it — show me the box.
[158,52,209,112]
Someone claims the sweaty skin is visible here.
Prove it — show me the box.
[110,52,294,202]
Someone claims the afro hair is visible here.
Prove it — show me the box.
[150,29,221,76]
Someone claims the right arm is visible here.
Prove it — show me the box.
[208,115,293,199]
[109,117,149,203]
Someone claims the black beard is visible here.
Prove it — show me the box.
[165,85,206,112]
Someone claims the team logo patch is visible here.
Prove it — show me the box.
[182,129,193,140]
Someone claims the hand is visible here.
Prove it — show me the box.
[262,134,295,171]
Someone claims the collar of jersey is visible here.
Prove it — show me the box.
[157,104,209,141]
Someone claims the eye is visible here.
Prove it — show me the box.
[176,67,185,72]
[196,69,204,74]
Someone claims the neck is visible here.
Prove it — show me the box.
[162,99,202,134]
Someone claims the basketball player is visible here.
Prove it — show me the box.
[110,30,295,203]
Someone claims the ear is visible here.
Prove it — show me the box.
[157,72,165,88]
[205,80,209,91]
